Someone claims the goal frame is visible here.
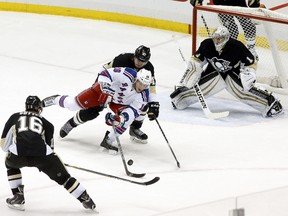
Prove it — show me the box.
[192,5,288,89]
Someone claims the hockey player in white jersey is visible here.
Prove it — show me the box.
[42,67,152,154]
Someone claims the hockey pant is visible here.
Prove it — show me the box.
[5,152,86,199]
[55,82,109,111]
[171,71,275,116]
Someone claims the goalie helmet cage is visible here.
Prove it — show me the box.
[192,5,288,110]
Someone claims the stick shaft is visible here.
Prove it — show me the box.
[155,119,180,168]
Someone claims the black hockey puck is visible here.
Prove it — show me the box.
[127,159,134,166]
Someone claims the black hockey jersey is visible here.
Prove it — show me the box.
[1,111,54,156]
[195,38,255,75]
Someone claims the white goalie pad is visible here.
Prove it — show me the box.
[180,59,203,89]
[171,73,226,110]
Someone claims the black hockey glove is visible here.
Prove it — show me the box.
[190,0,203,7]
[147,102,160,120]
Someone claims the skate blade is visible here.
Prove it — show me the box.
[98,147,118,155]
[130,136,148,144]
[7,203,25,211]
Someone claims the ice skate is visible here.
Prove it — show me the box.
[99,131,118,155]
[6,185,25,211]
[129,125,148,144]
[60,118,76,138]
[79,191,96,210]
[265,95,283,117]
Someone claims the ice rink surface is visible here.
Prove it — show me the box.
[0,11,288,215]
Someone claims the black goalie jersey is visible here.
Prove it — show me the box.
[194,37,255,78]
[1,111,54,156]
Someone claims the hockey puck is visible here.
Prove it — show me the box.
[127,159,134,166]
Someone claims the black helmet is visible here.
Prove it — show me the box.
[134,45,151,62]
[25,95,43,113]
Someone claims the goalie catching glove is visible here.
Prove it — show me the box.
[147,102,160,120]
[105,112,127,127]
[240,67,256,92]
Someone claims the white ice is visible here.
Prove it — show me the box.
[1,11,288,216]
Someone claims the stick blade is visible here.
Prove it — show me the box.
[207,111,230,119]
[127,172,146,178]
[144,177,160,186]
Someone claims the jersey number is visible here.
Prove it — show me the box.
[18,116,43,134]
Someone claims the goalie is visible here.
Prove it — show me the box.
[170,26,283,117]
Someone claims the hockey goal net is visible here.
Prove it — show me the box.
[192,5,288,109]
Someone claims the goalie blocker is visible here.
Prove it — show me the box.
[170,26,283,117]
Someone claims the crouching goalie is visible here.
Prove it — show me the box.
[170,26,283,117]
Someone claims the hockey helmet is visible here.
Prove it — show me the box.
[136,69,152,87]
[25,95,43,113]
[212,26,230,52]
[134,45,151,62]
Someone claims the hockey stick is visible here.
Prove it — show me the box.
[201,14,211,37]
[111,121,146,178]
[64,163,160,186]
[172,36,229,119]
[155,118,180,168]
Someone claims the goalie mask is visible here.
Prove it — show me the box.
[134,45,151,62]
[212,26,230,52]
[25,95,43,113]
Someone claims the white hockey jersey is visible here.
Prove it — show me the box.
[98,67,150,118]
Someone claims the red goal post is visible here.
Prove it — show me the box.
[192,5,288,97]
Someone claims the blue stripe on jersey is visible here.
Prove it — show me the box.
[99,70,113,82]
[128,106,140,118]
[141,89,149,103]
[115,125,127,135]
[123,67,137,83]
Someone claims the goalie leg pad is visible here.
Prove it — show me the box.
[171,72,226,110]
[170,86,190,99]
[171,88,196,110]
[180,59,203,89]
[225,74,283,117]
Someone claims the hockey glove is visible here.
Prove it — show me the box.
[99,82,115,97]
[97,82,115,105]
[240,67,256,92]
[105,112,126,127]
[147,102,160,120]
[190,0,203,6]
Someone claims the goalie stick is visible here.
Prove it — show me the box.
[64,163,160,186]
[172,35,229,119]
[111,121,146,178]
